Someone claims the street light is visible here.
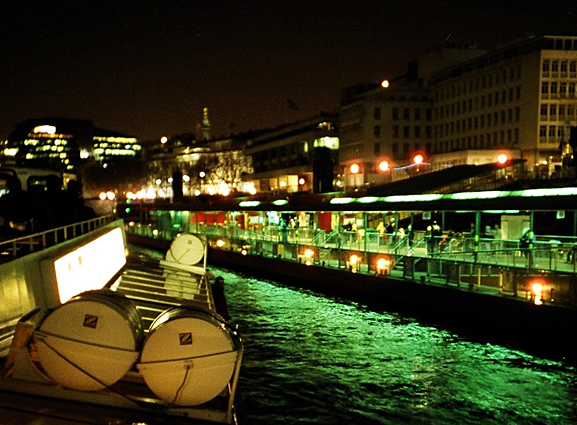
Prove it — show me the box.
[378,160,389,172]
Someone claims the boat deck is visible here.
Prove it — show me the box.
[0,251,241,425]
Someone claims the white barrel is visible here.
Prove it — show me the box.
[137,307,239,406]
[165,234,205,265]
[35,289,143,391]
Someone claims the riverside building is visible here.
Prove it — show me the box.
[339,35,577,189]
[1,118,141,173]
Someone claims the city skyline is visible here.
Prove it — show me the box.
[1,1,576,142]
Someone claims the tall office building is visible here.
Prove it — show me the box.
[339,35,577,187]
[1,118,141,173]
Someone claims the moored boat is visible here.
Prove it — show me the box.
[0,221,243,424]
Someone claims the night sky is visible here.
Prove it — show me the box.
[1,1,575,142]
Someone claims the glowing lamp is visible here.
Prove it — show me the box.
[413,154,424,165]
[350,163,360,174]
[497,154,508,165]
[378,160,389,172]
[531,282,544,305]
[216,239,225,248]
[376,256,392,275]
[381,80,389,88]
[304,248,315,266]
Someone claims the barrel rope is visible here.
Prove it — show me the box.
[172,363,192,405]
[138,348,240,365]
[33,336,145,407]
[34,330,140,353]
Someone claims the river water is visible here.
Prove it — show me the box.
[212,267,577,425]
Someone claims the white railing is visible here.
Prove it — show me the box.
[0,215,116,261]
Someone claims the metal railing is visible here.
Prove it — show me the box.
[0,215,117,261]
[126,221,577,307]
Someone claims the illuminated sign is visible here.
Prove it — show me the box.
[53,227,126,303]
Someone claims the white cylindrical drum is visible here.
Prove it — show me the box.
[137,307,239,406]
[165,234,205,265]
[35,289,143,391]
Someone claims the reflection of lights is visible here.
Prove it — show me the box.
[350,163,360,174]
[216,239,225,248]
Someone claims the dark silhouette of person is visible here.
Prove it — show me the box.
[0,175,35,238]
[212,276,230,320]
[66,180,95,222]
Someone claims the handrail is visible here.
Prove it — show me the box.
[0,214,117,261]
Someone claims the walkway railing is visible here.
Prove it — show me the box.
[126,221,577,307]
[0,215,117,262]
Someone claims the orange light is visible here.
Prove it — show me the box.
[378,160,389,172]
[497,154,508,164]
[376,257,390,269]
[413,154,424,165]
[350,163,360,174]
[216,239,225,248]
[381,80,389,88]
[531,282,544,305]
